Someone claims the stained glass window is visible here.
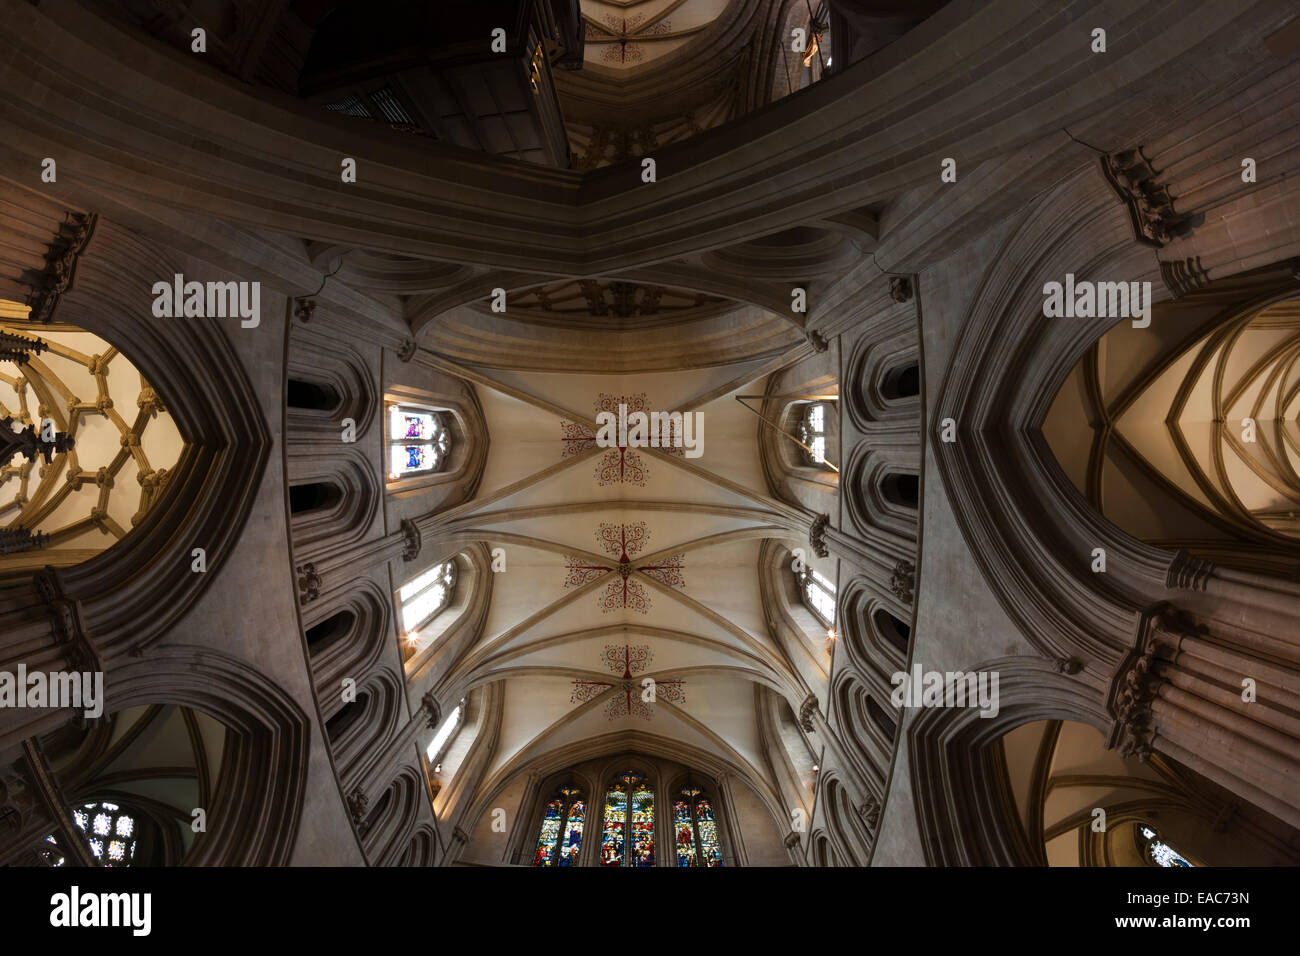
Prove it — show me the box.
[798,402,831,466]
[1138,824,1194,867]
[674,787,724,867]
[600,772,654,867]
[800,567,836,627]
[399,560,457,636]
[49,802,138,867]
[532,787,585,867]
[388,405,451,479]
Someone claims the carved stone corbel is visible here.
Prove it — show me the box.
[889,560,915,604]
[888,276,913,303]
[1101,148,1201,247]
[421,689,441,730]
[347,786,368,824]
[805,329,828,353]
[784,830,802,849]
[809,514,829,559]
[296,562,322,604]
[857,797,880,830]
[396,338,417,362]
[25,212,98,324]
[1165,549,1213,592]
[400,518,421,562]
[1106,623,1175,760]
[798,693,818,734]
[31,570,102,675]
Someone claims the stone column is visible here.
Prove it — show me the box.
[1109,609,1300,829]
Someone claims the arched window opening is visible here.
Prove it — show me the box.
[398,560,457,646]
[305,608,354,653]
[881,472,919,510]
[0,305,183,572]
[532,786,586,867]
[880,361,920,401]
[41,801,138,867]
[1138,824,1194,867]
[426,697,464,767]
[673,787,724,867]
[388,404,451,480]
[867,696,897,741]
[287,378,340,411]
[600,772,654,867]
[325,692,369,745]
[797,401,836,467]
[873,608,910,656]
[799,566,836,628]
[289,480,342,516]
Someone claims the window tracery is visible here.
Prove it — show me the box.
[673,787,723,867]
[532,787,586,867]
[387,404,450,479]
[398,560,456,637]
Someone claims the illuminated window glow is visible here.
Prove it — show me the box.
[532,787,585,867]
[674,787,724,867]
[600,772,654,867]
[400,560,456,634]
[388,405,451,478]
[1139,824,1194,867]
[801,567,836,626]
[426,699,465,764]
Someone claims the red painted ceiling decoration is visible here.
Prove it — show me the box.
[560,393,683,487]
[570,643,686,720]
[563,521,685,613]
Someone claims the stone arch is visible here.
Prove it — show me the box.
[845,330,921,429]
[81,646,308,866]
[287,450,380,554]
[285,337,375,443]
[843,444,921,543]
[907,656,1112,866]
[301,579,392,695]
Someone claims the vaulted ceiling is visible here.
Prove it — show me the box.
[428,362,830,786]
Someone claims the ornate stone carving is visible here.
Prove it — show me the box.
[400,518,421,562]
[32,570,101,676]
[0,330,48,365]
[1160,257,1211,299]
[1055,658,1083,675]
[346,786,368,824]
[857,797,881,830]
[296,563,322,604]
[783,830,802,849]
[1,414,74,468]
[1165,549,1213,592]
[888,276,913,303]
[1110,634,1171,760]
[805,329,829,353]
[798,693,818,733]
[889,560,915,604]
[421,689,441,730]
[1101,148,1201,247]
[293,297,316,323]
[396,338,417,362]
[809,514,830,559]
[26,212,98,324]
[0,527,49,556]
